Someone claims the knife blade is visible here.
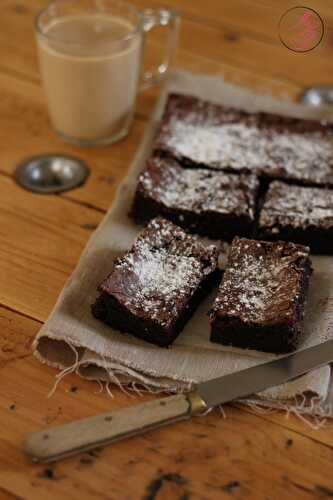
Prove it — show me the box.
[197,339,333,408]
[24,340,333,463]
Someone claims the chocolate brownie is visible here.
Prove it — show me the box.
[258,181,333,254]
[92,218,219,347]
[130,156,259,240]
[154,93,333,187]
[209,237,312,354]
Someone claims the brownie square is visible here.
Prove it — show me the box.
[154,93,333,187]
[209,237,313,354]
[258,181,333,254]
[92,218,219,347]
[130,156,259,240]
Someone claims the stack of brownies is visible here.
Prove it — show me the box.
[92,93,333,354]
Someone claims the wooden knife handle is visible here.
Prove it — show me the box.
[24,392,207,463]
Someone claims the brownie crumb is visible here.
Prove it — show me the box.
[222,480,240,493]
[88,449,101,458]
[224,32,239,42]
[39,468,54,480]
[81,223,98,231]
[144,473,188,500]
[286,438,293,448]
[79,456,94,465]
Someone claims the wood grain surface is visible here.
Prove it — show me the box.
[1,1,333,498]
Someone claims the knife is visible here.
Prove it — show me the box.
[24,339,333,463]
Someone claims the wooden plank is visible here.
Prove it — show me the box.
[1,0,331,100]
[0,304,40,371]
[0,6,298,105]
[133,0,333,38]
[0,175,102,321]
[179,20,332,87]
[0,1,39,81]
[1,308,333,500]
[239,403,333,450]
[0,71,147,212]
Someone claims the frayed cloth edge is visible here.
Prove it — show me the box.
[34,339,332,428]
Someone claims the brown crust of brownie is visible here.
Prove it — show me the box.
[92,268,219,347]
[92,217,220,347]
[258,181,333,254]
[209,237,313,354]
[129,156,259,240]
[153,93,333,187]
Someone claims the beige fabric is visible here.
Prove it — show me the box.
[33,71,333,415]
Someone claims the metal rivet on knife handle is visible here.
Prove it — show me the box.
[187,389,208,415]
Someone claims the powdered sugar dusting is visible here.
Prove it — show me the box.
[140,158,258,217]
[212,238,309,322]
[105,218,217,325]
[161,116,333,185]
[118,246,202,319]
[260,181,333,230]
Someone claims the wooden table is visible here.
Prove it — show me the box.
[1,1,333,498]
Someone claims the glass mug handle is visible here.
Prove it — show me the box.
[140,9,179,90]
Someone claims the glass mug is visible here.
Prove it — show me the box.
[35,0,179,145]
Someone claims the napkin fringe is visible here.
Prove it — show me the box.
[34,337,332,429]
[240,396,332,430]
